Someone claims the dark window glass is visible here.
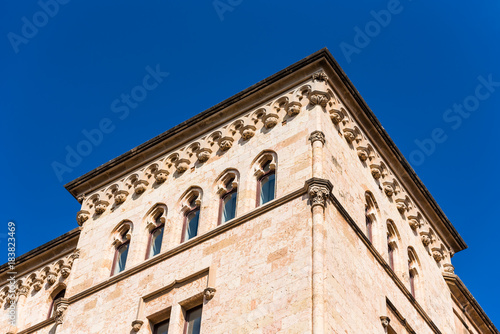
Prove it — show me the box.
[222,192,237,223]
[184,209,200,241]
[113,242,129,275]
[259,173,275,205]
[409,270,415,297]
[366,216,373,243]
[185,305,202,334]
[154,319,170,334]
[388,244,394,270]
[149,225,164,258]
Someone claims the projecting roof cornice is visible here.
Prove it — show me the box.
[64,48,466,253]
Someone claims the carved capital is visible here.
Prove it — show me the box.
[309,93,329,107]
[309,131,325,145]
[380,316,391,328]
[54,298,69,325]
[203,287,216,301]
[131,320,144,332]
[308,185,330,208]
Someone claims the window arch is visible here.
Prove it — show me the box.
[180,187,203,242]
[386,220,399,271]
[111,220,133,276]
[365,192,378,243]
[253,151,277,206]
[216,169,239,225]
[408,247,420,298]
[144,204,168,259]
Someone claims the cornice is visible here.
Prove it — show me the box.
[444,273,499,334]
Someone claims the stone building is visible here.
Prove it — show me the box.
[1,48,498,334]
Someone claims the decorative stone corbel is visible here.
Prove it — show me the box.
[46,271,57,285]
[218,137,234,151]
[114,190,129,205]
[370,164,382,179]
[407,215,422,231]
[343,128,356,143]
[60,265,72,278]
[443,263,455,274]
[154,169,169,183]
[134,180,149,194]
[131,320,144,332]
[308,71,330,107]
[431,247,444,262]
[32,278,44,291]
[196,148,212,162]
[308,131,326,146]
[357,147,369,161]
[76,210,90,226]
[395,198,407,213]
[383,184,394,197]
[240,125,256,140]
[286,101,302,116]
[380,315,391,329]
[95,200,109,214]
[54,298,69,325]
[203,287,216,301]
[329,108,344,124]
[263,113,279,128]
[175,159,191,173]
[18,285,29,297]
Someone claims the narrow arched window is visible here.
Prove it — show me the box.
[48,289,65,318]
[365,192,378,244]
[219,177,237,224]
[408,248,419,298]
[257,160,276,206]
[388,238,395,270]
[111,224,132,276]
[387,221,398,271]
[182,198,200,242]
[148,213,165,259]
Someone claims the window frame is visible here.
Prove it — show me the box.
[366,215,373,243]
[153,318,170,334]
[256,163,276,207]
[183,304,203,334]
[146,223,165,260]
[111,240,130,276]
[47,289,66,319]
[218,187,237,225]
[181,207,200,243]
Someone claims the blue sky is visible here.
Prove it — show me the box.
[1,0,499,326]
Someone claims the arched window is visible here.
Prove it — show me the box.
[365,192,378,243]
[179,188,202,243]
[48,288,65,318]
[145,204,167,259]
[148,214,165,259]
[111,221,132,276]
[408,248,419,298]
[387,221,398,271]
[254,152,277,207]
[216,170,239,225]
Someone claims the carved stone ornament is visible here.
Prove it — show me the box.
[308,185,330,208]
[443,263,455,274]
[241,126,256,140]
[309,131,326,145]
[47,271,57,285]
[357,147,368,161]
[154,169,169,183]
[370,165,382,179]
[54,298,69,325]
[76,210,90,226]
[219,137,234,151]
[380,315,390,328]
[203,287,217,301]
[131,320,144,332]
[134,180,149,194]
[408,218,421,230]
[60,265,72,278]
[175,159,190,173]
[32,278,43,291]
[114,190,129,205]
[309,93,329,107]
[287,102,302,116]
[196,148,212,162]
[432,250,443,262]
[421,235,431,247]
[18,285,29,297]
[263,113,279,128]
[343,128,356,143]
[95,201,109,214]
[384,185,394,197]
[312,71,328,82]
[329,109,344,124]
[396,199,407,213]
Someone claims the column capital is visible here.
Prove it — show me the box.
[305,178,333,209]
[309,131,326,145]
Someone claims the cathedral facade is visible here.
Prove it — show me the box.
[1,49,497,334]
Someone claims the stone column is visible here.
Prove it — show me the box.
[307,179,332,334]
[309,131,325,178]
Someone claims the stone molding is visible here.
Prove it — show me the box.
[306,178,333,209]
[0,249,80,306]
[308,130,326,145]
[75,73,332,223]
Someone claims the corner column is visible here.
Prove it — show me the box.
[307,178,332,334]
[309,131,325,178]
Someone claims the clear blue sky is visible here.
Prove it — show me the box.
[1,0,499,326]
